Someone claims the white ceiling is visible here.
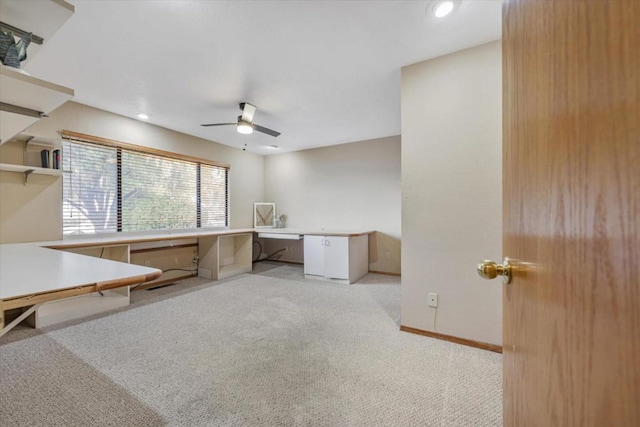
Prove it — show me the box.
[26,0,502,154]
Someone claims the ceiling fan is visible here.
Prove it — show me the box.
[201,102,281,137]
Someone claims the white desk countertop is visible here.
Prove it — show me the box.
[0,244,161,300]
[38,228,257,249]
[0,229,257,301]
[0,227,374,302]
[255,228,374,237]
[37,228,372,248]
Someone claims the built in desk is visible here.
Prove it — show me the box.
[256,228,374,284]
[0,228,254,336]
[0,243,161,336]
[0,228,374,336]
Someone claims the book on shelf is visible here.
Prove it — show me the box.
[52,149,60,169]
[40,150,50,168]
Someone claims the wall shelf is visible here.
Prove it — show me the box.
[22,135,61,150]
[0,0,75,145]
[21,135,62,171]
[0,66,74,144]
[0,0,75,65]
[0,162,62,184]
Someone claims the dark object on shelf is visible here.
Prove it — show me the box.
[0,30,31,68]
[52,149,61,169]
[40,149,50,168]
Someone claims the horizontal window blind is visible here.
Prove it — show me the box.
[62,133,228,235]
[200,164,228,227]
[121,151,198,232]
[62,140,118,235]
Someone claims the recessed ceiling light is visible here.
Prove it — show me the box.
[137,113,150,120]
[435,1,454,17]
[266,145,279,150]
[427,0,460,19]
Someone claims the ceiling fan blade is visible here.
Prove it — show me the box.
[240,102,256,123]
[201,123,236,127]
[253,123,281,137]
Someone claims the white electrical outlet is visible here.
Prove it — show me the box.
[385,251,391,260]
[428,293,438,308]
[144,260,151,267]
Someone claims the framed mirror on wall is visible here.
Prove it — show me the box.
[254,202,276,228]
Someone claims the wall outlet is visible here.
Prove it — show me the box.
[283,246,289,252]
[385,251,391,260]
[428,292,438,308]
[144,260,151,267]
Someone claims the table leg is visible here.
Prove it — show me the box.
[0,303,41,338]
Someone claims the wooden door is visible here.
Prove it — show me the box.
[503,1,639,426]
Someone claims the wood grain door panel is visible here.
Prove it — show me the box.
[503,1,639,425]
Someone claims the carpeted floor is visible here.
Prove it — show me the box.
[0,262,502,426]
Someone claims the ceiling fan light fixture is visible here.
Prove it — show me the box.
[201,104,279,137]
[237,121,254,134]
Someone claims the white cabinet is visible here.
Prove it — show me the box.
[303,235,325,276]
[303,234,369,284]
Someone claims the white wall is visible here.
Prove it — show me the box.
[0,101,264,243]
[264,136,401,274]
[400,41,502,345]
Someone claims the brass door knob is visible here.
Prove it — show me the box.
[477,258,512,284]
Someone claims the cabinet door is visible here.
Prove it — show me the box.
[303,235,325,276]
[323,236,350,279]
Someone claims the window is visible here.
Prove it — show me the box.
[61,131,229,235]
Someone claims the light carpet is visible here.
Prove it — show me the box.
[0,262,502,426]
